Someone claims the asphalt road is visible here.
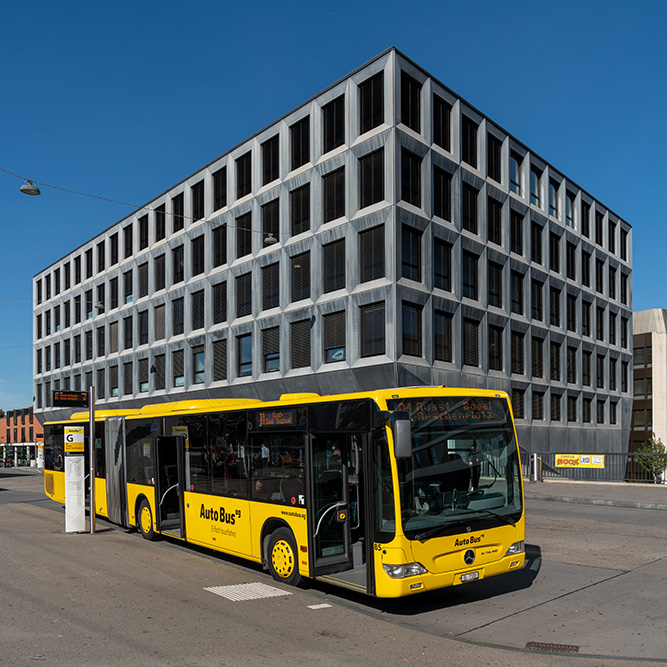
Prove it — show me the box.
[1,470,665,667]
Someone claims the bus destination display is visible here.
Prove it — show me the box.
[257,409,295,428]
[387,397,506,425]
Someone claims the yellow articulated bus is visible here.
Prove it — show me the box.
[43,387,525,598]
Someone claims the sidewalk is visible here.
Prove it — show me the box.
[524,477,667,510]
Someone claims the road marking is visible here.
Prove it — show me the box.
[205,582,292,601]
[307,603,332,610]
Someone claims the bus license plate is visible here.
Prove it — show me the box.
[461,572,479,583]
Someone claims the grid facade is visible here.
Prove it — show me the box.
[32,48,633,454]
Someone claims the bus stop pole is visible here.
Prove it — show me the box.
[89,385,95,534]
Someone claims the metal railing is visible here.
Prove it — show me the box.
[520,449,667,484]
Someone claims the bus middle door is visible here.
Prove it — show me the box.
[308,434,353,575]
[154,435,186,538]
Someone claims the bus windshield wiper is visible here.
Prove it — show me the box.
[413,509,516,542]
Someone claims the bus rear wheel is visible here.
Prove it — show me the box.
[138,499,158,541]
[268,528,303,587]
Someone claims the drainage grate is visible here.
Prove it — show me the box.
[526,641,579,654]
[204,582,292,602]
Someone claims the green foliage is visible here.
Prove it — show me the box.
[636,435,667,483]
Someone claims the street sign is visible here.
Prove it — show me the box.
[53,390,89,407]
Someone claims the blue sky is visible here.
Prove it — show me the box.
[1,0,665,410]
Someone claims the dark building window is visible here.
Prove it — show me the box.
[567,294,577,331]
[463,318,479,366]
[123,225,133,260]
[97,241,105,273]
[263,326,280,372]
[213,167,227,211]
[511,331,524,374]
[596,306,605,341]
[531,223,542,264]
[401,149,421,207]
[236,152,252,200]
[323,95,345,154]
[511,211,523,255]
[532,336,543,378]
[531,279,543,321]
[291,319,311,369]
[360,301,385,357]
[550,287,561,327]
[262,263,279,310]
[236,212,252,259]
[172,298,184,336]
[511,271,524,315]
[262,136,279,186]
[461,115,478,168]
[488,261,503,308]
[213,340,227,382]
[139,216,149,250]
[582,250,591,287]
[236,273,252,318]
[581,202,591,238]
[402,302,422,357]
[154,207,165,242]
[359,226,384,282]
[191,235,205,276]
[138,263,148,298]
[359,149,384,209]
[173,349,184,387]
[433,166,452,220]
[462,251,478,300]
[401,225,422,282]
[124,361,133,396]
[462,183,478,233]
[566,242,576,279]
[359,72,384,135]
[323,239,345,293]
[290,117,310,170]
[172,245,184,284]
[488,324,503,371]
[172,194,184,233]
[434,311,452,362]
[192,290,205,330]
[323,167,345,223]
[549,233,560,273]
[551,394,562,422]
[213,225,227,267]
[262,199,279,244]
[433,238,452,291]
[595,211,604,246]
[532,391,544,420]
[291,251,310,302]
[596,258,604,293]
[401,72,421,132]
[138,310,148,345]
[123,271,133,304]
[191,180,205,221]
[487,134,502,183]
[154,306,165,341]
[512,389,525,420]
[213,281,227,324]
[432,94,451,151]
[582,301,591,337]
[567,346,577,383]
[550,342,561,381]
[154,255,165,292]
[291,184,310,236]
[323,311,346,363]
[192,346,205,384]
[487,197,502,246]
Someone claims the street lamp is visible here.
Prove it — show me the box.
[20,180,40,196]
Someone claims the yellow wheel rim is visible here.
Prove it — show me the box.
[140,506,152,534]
[271,539,295,579]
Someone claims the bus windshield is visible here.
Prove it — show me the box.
[386,396,522,539]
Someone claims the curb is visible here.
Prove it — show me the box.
[525,492,667,511]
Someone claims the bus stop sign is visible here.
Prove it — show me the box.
[53,390,89,407]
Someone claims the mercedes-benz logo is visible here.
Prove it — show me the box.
[464,549,476,565]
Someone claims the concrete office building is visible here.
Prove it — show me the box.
[631,309,667,451]
[32,47,633,455]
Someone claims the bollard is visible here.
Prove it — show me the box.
[531,453,543,482]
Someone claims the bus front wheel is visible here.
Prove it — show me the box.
[138,499,158,541]
[267,528,303,587]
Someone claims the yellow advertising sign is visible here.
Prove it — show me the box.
[64,426,85,453]
[555,454,605,469]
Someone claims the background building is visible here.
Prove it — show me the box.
[631,309,666,450]
[1,407,43,467]
[32,48,633,455]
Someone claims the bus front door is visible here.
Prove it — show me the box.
[309,435,353,575]
[154,435,185,538]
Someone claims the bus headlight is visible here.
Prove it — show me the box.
[382,562,427,579]
[504,541,524,557]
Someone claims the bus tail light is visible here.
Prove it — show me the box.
[382,562,427,579]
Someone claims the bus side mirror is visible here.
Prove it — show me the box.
[391,411,412,459]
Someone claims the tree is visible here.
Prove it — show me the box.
[636,435,667,484]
